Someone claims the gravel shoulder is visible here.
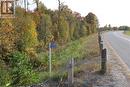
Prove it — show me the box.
[102,32,130,87]
[74,32,130,87]
[73,33,130,87]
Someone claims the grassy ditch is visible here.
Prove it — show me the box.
[36,33,100,82]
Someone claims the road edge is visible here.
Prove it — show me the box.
[103,32,130,86]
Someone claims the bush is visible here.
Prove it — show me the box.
[25,48,42,69]
[0,60,11,87]
[0,69,12,87]
[9,51,39,86]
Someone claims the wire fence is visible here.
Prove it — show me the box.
[30,32,105,87]
[28,56,100,87]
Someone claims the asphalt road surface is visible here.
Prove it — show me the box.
[104,31,130,68]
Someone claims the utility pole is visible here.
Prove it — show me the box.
[35,0,39,11]
[27,0,29,11]
[57,0,61,42]
[58,0,61,12]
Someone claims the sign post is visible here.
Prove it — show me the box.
[49,43,52,77]
[48,42,57,77]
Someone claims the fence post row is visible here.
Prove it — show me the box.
[99,33,107,74]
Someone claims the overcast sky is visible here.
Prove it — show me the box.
[35,0,130,27]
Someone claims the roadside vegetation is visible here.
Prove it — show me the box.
[124,30,130,36]
[0,0,99,87]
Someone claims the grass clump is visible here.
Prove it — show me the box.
[124,30,130,36]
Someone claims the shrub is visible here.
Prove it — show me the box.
[0,60,11,87]
[0,69,11,87]
[9,51,39,86]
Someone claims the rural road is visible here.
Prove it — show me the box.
[104,31,130,68]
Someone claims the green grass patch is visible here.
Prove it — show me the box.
[37,33,100,70]
[124,31,130,36]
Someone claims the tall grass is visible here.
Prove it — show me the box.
[37,33,100,81]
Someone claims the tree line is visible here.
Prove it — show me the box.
[0,1,99,86]
[0,1,99,59]
[100,24,130,31]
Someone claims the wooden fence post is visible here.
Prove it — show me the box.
[101,48,107,74]
[100,41,103,49]
[68,58,74,86]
